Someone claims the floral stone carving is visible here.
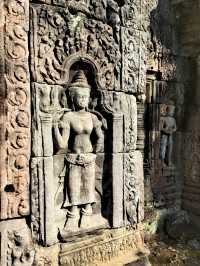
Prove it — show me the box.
[0,0,30,220]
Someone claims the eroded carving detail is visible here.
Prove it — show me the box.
[122,27,147,95]
[7,230,35,266]
[31,66,111,245]
[124,151,144,226]
[0,219,35,266]
[160,103,177,166]
[53,70,106,236]
[0,0,30,219]
[30,5,120,91]
[101,91,137,151]
[28,0,145,248]
[59,229,144,266]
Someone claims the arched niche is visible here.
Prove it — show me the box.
[61,53,103,92]
[31,51,139,246]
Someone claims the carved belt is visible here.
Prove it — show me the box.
[65,153,96,167]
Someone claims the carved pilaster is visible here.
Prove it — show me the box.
[124,151,144,226]
[0,0,30,220]
[40,114,53,157]
[112,114,124,227]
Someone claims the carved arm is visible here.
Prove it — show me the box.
[53,115,70,149]
[172,120,177,133]
[92,115,104,153]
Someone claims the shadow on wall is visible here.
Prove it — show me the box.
[144,0,186,210]
[146,0,200,228]
[170,1,200,227]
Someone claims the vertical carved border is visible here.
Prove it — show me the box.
[124,151,144,226]
[0,0,30,219]
[121,27,139,94]
[0,0,6,220]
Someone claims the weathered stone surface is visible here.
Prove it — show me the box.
[0,0,152,263]
[121,27,147,94]
[0,0,30,220]
[28,0,144,243]
[0,219,35,266]
[29,0,146,30]
[144,75,180,208]
[29,2,147,96]
[124,151,144,226]
[30,4,121,91]
[174,1,200,225]
[0,0,199,264]
[34,244,60,266]
[31,72,141,244]
[143,0,190,210]
[59,228,144,266]
[159,104,177,167]
[173,0,200,57]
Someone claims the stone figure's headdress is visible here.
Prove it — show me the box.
[69,70,91,91]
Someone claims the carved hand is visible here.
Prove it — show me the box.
[94,142,104,153]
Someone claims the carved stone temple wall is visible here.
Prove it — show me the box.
[1,0,199,264]
[144,0,200,231]
[174,0,200,228]
[143,0,186,211]
[0,0,150,265]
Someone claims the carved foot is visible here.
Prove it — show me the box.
[80,207,93,229]
[60,210,79,238]
[65,217,79,231]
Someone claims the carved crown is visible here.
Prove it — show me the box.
[69,70,91,90]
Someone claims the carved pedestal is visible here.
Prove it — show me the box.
[59,228,145,266]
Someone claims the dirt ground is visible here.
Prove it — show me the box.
[147,232,200,266]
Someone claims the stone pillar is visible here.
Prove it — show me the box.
[112,113,124,228]
[0,0,33,263]
[40,115,55,244]
[40,114,53,156]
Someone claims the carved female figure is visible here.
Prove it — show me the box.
[54,70,104,233]
[160,104,177,166]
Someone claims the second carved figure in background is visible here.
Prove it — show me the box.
[54,70,104,234]
[160,104,177,167]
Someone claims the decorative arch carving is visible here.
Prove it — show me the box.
[61,53,102,90]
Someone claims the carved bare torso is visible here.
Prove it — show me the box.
[161,116,176,135]
[59,110,102,154]
[65,111,93,153]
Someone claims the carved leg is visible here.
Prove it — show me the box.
[62,206,80,236]
[160,134,168,165]
[84,163,95,201]
[80,162,96,228]
[67,206,79,228]
[167,135,173,166]
[68,164,81,204]
[83,204,93,214]
[61,164,81,234]
[80,204,93,229]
